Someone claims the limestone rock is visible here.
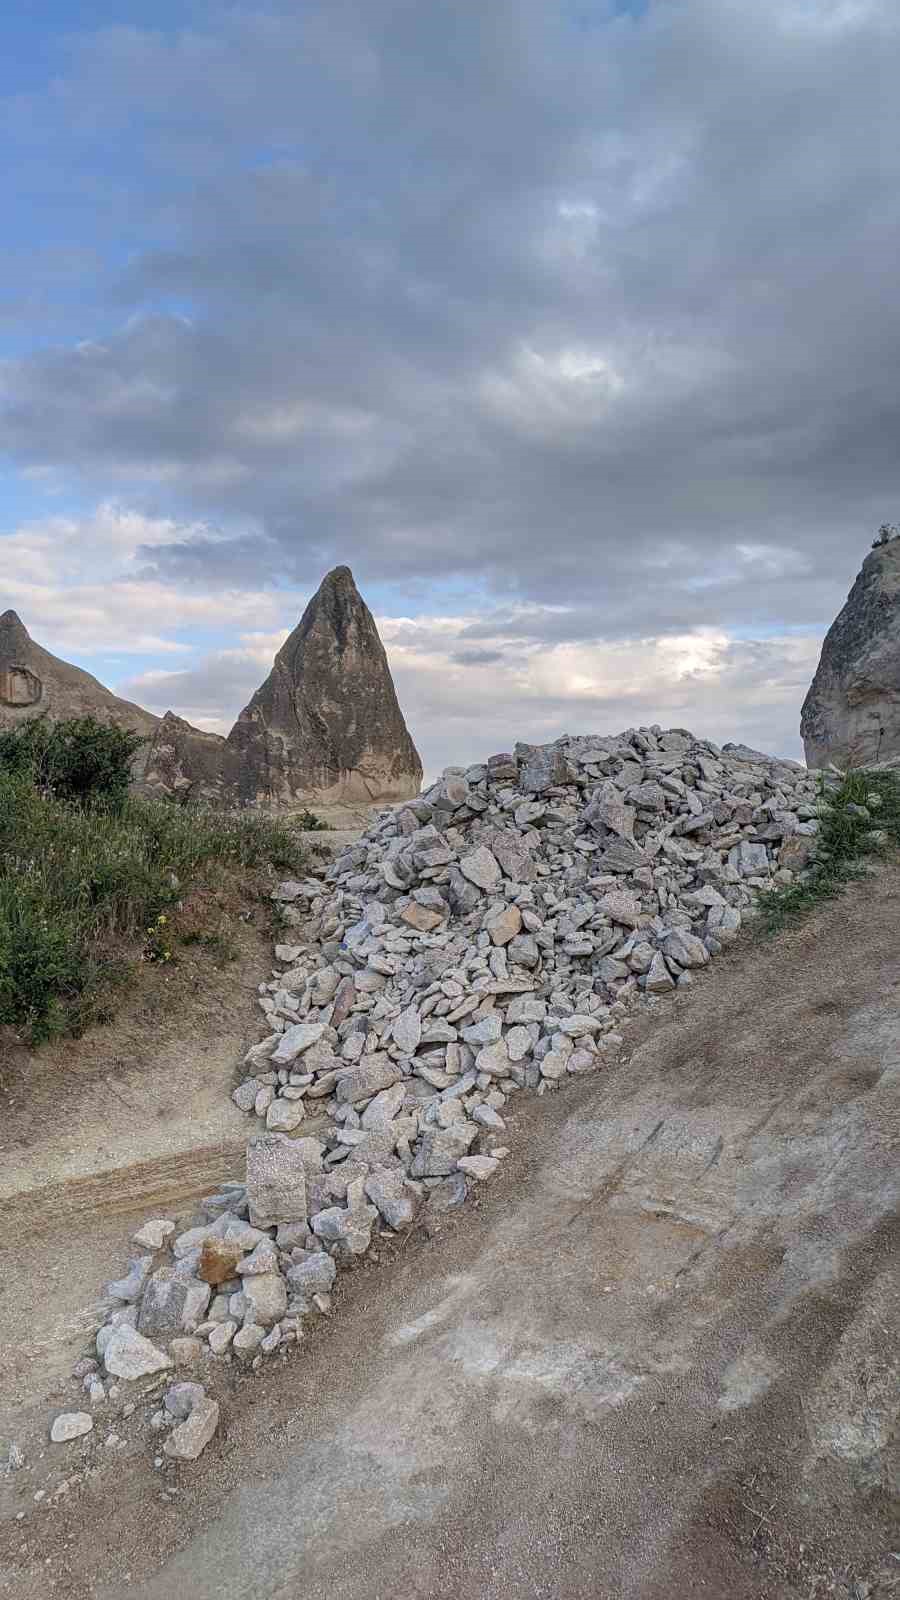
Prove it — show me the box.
[226,566,422,807]
[802,540,900,768]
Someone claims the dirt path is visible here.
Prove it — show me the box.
[2,870,899,1599]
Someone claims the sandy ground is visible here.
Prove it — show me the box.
[1,869,898,1599]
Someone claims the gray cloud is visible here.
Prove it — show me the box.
[3,0,900,657]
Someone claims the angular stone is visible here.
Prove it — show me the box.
[163,1398,219,1461]
[241,1273,288,1327]
[472,1105,506,1130]
[245,1134,309,1228]
[132,1220,175,1251]
[236,1239,280,1276]
[138,1270,193,1340]
[459,846,502,891]
[164,1382,206,1421]
[266,1097,307,1132]
[50,1412,93,1444]
[103,1326,172,1381]
[599,890,642,928]
[645,951,676,993]
[335,1057,402,1105]
[399,902,444,932]
[360,1083,407,1130]
[410,1123,477,1178]
[208,1320,237,1355]
[231,1078,261,1113]
[485,904,522,946]
[271,1022,327,1067]
[474,1039,511,1078]
[660,929,710,968]
[457,1155,499,1180]
[364,1167,416,1229]
[286,1252,337,1296]
[311,1203,377,1255]
[392,1005,422,1055]
[105,1256,154,1303]
[233,1323,266,1359]
[557,1014,603,1038]
[520,745,569,794]
[427,1172,469,1212]
[169,1337,203,1367]
[199,1239,244,1287]
[505,1025,533,1061]
[801,539,900,767]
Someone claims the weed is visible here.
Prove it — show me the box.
[755,768,900,935]
[0,766,308,1043]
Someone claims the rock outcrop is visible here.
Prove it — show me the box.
[226,566,422,808]
[0,609,159,746]
[3,567,422,809]
[140,711,240,805]
[802,540,900,769]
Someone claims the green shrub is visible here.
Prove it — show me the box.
[0,767,309,1043]
[0,716,145,809]
[756,767,900,935]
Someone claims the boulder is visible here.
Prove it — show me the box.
[802,539,900,768]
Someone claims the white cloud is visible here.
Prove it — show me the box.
[0,502,298,654]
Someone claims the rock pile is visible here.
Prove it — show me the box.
[82,726,819,1458]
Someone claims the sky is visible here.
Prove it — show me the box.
[2,0,899,777]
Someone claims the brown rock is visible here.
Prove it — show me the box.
[198,1238,244,1286]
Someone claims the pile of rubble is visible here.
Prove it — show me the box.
[74,728,819,1457]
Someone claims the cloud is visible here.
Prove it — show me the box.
[118,604,819,774]
[2,0,894,763]
[0,503,298,654]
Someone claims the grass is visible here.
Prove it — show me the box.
[755,768,900,935]
[0,771,309,1044]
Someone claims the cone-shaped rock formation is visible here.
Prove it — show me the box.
[802,539,900,769]
[226,566,422,807]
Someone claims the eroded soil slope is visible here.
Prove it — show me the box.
[3,869,898,1599]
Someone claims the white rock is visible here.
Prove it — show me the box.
[132,1219,175,1250]
[457,1156,500,1180]
[103,1326,173,1381]
[50,1412,93,1444]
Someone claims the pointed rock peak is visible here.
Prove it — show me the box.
[0,608,30,640]
[227,565,422,808]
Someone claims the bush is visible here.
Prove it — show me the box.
[0,716,145,809]
[0,767,310,1044]
[756,767,900,934]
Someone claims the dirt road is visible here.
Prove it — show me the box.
[2,871,899,1598]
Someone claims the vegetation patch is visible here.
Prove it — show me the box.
[756,768,900,935]
[0,717,309,1044]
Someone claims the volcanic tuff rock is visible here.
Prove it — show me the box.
[226,566,422,808]
[802,540,900,769]
[140,710,240,805]
[0,610,158,749]
[4,565,422,809]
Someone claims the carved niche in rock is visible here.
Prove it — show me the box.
[0,665,43,708]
